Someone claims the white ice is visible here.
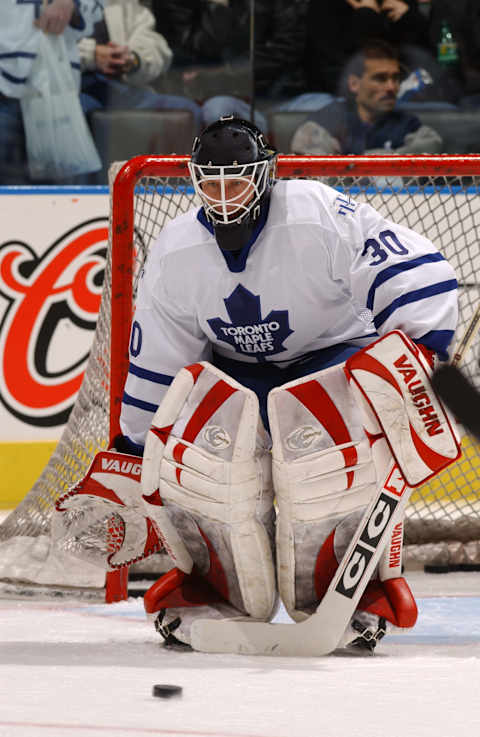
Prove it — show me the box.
[1,567,480,737]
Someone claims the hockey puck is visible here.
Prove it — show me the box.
[152,684,183,698]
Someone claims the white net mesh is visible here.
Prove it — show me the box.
[1,155,479,596]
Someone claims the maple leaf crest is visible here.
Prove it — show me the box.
[207,284,294,362]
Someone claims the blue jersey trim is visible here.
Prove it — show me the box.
[115,435,144,457]
[1,69,28,84]
[0,52,36,60]
[128,363,174,386]
[414,330,455,362]
[122,391,159,414]
[366,253,445,311]
[374,279,458,329]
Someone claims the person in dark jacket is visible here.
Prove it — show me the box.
[151,0,308,99]
[304,0,430,97]
[291,41,442,155]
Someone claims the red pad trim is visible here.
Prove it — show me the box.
[142,488,163,506]
[349,352,403,398]
[287,381,357,482]
[173,442,188,465]
[358,577,418,628]
[57,476,126,509]
[143,517,161,559]
[151,424,174,445]
[185,363,205,383]
[410,423,452,471]
[143,567,224,613]
[182,380,237,444]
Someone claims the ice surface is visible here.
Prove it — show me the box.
[1,571,480,737]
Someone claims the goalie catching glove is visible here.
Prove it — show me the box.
[54,451,163,570]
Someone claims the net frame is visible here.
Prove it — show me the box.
[1,154,480,602]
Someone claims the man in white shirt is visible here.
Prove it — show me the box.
[0,0,103,184]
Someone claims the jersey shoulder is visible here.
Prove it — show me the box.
[150,207,212,261]
[271,178,361,231]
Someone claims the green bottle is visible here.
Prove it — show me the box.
[437,20,459,66]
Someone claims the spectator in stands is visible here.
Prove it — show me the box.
[78,0,203,132]
[151,0,310,132]
[291,41,443,155]
[305,0,429,96]
[0,0,103,185]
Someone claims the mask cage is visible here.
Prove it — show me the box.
[188,159,273,225]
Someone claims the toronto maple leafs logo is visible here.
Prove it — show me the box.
[207,284,294,362]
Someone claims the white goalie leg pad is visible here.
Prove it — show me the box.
[54,451,162,569]
[268,362,390,623]
[142,361,276,621]
[345,330,461,487]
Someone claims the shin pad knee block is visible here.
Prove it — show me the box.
[268,363,381,621]
[142,361,276,620]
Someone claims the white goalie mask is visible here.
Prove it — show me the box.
[188,116,277,228]
[188,159,273,226]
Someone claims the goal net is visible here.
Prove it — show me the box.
[1,154,479,600]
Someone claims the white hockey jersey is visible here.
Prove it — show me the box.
[120,179,458,447]
[0,1,103,97]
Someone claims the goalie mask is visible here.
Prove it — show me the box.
[188,116,277,252]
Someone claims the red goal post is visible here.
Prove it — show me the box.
[0,153,479,603]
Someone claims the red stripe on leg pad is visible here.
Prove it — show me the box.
[173,442,188,465]
[287,381,358,469]
[151,424,174,445]
[182,381,238,444]
[185,363,205,383]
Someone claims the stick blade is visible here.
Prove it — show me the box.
[190,614,340,656]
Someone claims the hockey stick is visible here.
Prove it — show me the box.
[433,365,480,442]
[191,317,480,656]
